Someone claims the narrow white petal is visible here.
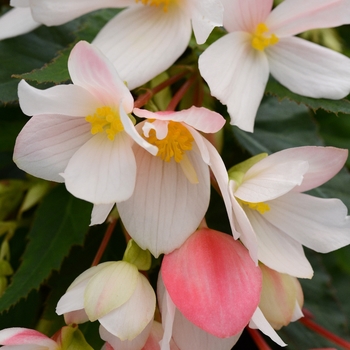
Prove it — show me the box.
[18,80,100,117]
[13,115,91,182]
[221,0,273,33]
[62,132,136,204]
[267,37,350,99]
[265,192,350,253]
[0,7,39,40]
[90,203,114,226]
[99,274,156,340]
[245,209,314,278]
[290,301,304,322]
[199,32,269,132]
[249,308,287,347]
[117,144,210,257]
[267,0,350,37]
[30,0,132,26]
[93,5,191,90]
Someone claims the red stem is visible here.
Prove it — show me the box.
[91,218,117,266]
[247,328,272,350]
[299,317,350,349]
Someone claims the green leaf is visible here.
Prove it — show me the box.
[0,185,92,313]
[266,78,350,115]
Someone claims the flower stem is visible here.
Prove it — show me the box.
[247,328,272,350]
[91,217,118,266]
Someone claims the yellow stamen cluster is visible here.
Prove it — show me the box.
[145,121,194,163]
[251,23,279,51]
[238,198,270,214]
[135,0,171,12]
[85,106,124,141]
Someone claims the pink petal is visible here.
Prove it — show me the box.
[117,144,210,257]
[0,7,40,40]
[143,321,179,350]
[68,41,134,111]
[18,79,100,117]
[61,131,136,204]
[267,37,350,99]
[93,5,191,90]
[161,228,262,337]
[199,32,269,132]
[133,106,225,134]
[221,0,273,33]
[267,0,350,37]
[13,115,91,182]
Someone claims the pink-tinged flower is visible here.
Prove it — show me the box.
[0,328,59,350]
[199,0,350,132]
[0,6,40,41]
[115,107,228,257]
[13,40,156,211]
[158,228,262,349]
[227,146,350,278]
[56,261,156,341]
[259,264,304,330]
[18,0,223,90]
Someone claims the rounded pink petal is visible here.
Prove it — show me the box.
[93,5,191,90]
[68,41,134,111]
[267,37,350,99]
[161,228,262,337]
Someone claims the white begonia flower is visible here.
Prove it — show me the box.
[199,0,350,132]
[114,107,229,257]
[13,40,157,211]
[13,0,223,90]
[227,146,350,279]
[56,261,156,341]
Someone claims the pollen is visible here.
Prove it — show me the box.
[238,198,270,214]
[145,121,194,163]
[85,106,124,141]
[251,23,279,51]
[135,0,172,12]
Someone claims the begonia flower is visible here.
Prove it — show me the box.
[56,261,156,341]
[227,146,350,278]
[0,6,40,41]
[199,0,350,132]
[259,263,304,330]
[115,107,228,257]
[158,228,262,349]
[13,40,156,209]
[15,0,223,89]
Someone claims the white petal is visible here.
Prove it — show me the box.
[267,37,350,99]
[267,0,350,37]
[265,192,350,253]
[93,5,191,90]
[64,309,89,325]
[245,209,314,278]
[221,0,273,33]
[99,274,156,340]
[18,80,100,117]
[62,132,136,204]
[290,301,304,323]
[30,0,132,26]
[68,41,134,111]
[199,32,269,132]
[117,144,210,257]
[185,0,223,44]
[249,308,287,347]
[0,7,39,41]
[172,308,241,350]
[13,115,91,182]
[235,160,309,202]
[90,203,114,226]
[11,0,30,6]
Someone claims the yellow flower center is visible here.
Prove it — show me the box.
[251,23,279,51]
[145,121,194,163]
[136,0,172,12]
[237,198,270,214]
[85,106,124,141]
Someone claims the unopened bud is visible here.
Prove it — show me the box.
[123,239,152,271]
[52,325,93,350]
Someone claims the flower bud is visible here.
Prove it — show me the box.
[123,239,152,271]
